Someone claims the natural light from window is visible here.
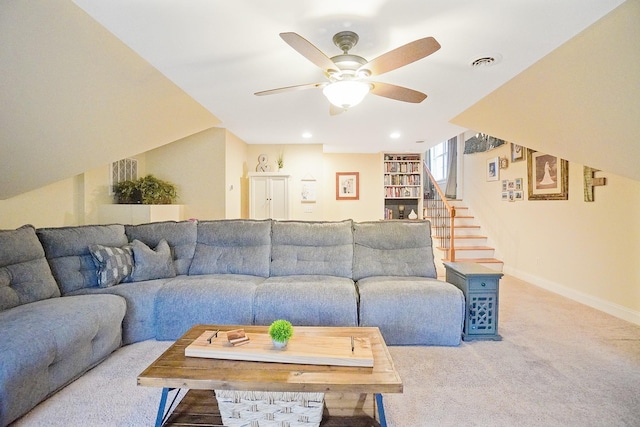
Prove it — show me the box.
[428,141,448,182]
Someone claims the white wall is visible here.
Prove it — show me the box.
[461,139,640,323]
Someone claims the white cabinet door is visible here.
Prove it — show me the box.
[249,173,290,219]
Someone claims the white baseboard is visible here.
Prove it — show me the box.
[504,266,640,327]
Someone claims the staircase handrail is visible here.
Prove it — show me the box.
[423,162,457,261]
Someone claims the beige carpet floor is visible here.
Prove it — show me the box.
[12,275,640,426]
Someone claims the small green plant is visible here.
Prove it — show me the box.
[276,151,284,170]
[268,319,293,343]
[113,179,141,204]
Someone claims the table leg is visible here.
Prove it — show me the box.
[375,393,388,427]
[155,387,181,427]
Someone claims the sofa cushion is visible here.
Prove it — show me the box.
[189,220,271,277]
[270,220,353,278]
[125,220,197,275]
[353,220,437,281]
[357,276,464,345]
[129,239,177,282]
[68,279,168,344]
[88,244,134,287]
[253,275,358,326]
[155,274,264,340]
[0,294,125,426]
[0,225,60,311]
[37,224,128,294]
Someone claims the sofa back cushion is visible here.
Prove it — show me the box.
[0,225,60,311]
[125,220,196,275]
[270,220,353,278]
[189,219,271,277]
[353,220,437,281]
[37,224,128,294]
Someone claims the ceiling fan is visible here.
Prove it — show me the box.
[255,31,441,113]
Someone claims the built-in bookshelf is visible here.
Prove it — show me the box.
[383,153,423,220]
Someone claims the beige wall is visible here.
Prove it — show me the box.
[243,146,385,222]
[145,128,226,221]
[460,139,640,322]
[0,0,219,199]
[224,131,248,219]
[0,176,82,229]
[245,144,326,221]
[452,0,640,182]
[322,153,384,222]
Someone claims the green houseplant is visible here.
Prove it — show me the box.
[268,319,293,348]
[114,175,178,204]
[276,151,284,171]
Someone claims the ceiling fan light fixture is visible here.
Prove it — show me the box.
[322,80,371,109]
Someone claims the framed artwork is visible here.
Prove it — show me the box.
[511,143,526,162]
[514,178,523,190]
[501,192,509,201]
[501,180,508,191]
[527,149,568,200]
[514,190,524,201]
[301,178,317,203]
[486,157,499,181]
[336,172,359,200]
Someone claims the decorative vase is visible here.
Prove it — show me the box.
[272,339,288,349]
[408,209,418,220]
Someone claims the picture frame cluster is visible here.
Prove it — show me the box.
[501,178,524,202]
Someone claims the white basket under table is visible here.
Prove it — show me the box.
[214,390,324,427]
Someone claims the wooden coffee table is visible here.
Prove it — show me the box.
[138,324,403,427]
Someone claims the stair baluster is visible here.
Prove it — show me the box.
[423,162,456,261]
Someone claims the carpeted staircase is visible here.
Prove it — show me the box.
[424,199,503,271]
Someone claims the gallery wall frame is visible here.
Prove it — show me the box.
[486,157,499,181]
[301,178,317,203]
[511,143,526,162]
[336,172,359,200]
[527,149,568,200]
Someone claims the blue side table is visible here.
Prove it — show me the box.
[444,262,503,341]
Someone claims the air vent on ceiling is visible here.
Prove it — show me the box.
[470,53,502,68]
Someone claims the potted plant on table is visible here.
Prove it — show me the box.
[114,175,178,205]
[268,319,293,348]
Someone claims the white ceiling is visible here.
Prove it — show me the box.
[72,0,625,154]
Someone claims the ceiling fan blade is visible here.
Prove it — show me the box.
[254,82,326,96]
[370,82,427,103]
[360,37,441,77]
[280,32,337,72]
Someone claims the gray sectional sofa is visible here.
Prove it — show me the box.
[0,218,464,426]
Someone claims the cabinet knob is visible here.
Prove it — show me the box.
[481,282,486,287]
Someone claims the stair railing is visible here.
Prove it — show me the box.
[423,162,457,261]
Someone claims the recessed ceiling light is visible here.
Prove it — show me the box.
[390,132,401,139]
[302,132,312,139]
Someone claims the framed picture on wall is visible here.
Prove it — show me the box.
[511,143,526,162]
[336,172,359,200]
[486,157,499,181]
[301,178,317,203]
[527,149,568,200]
